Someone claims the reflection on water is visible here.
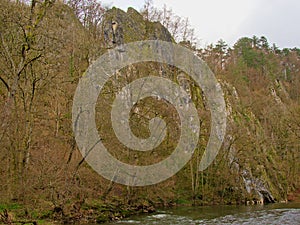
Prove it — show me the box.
[116,203,300,225]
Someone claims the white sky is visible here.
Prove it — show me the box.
[101,0,300,49]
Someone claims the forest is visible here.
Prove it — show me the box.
[0,0,299,224]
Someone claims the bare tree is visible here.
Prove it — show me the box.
[66,0,106,38]
[141,0,197,45]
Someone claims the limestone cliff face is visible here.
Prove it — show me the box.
[102,7,173,48]
[97,7,298,204]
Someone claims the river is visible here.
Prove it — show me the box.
[113,203,300,225]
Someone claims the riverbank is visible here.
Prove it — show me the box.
[1,194,300,224]
[0,199,157,224]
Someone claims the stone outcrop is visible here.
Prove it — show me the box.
[102,7,173,48]
[99,6,294,205]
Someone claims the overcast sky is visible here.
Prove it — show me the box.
[101,0,300,49]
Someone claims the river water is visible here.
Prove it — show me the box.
[115,203,300,225]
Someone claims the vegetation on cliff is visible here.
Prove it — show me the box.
[0,0,299,223]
